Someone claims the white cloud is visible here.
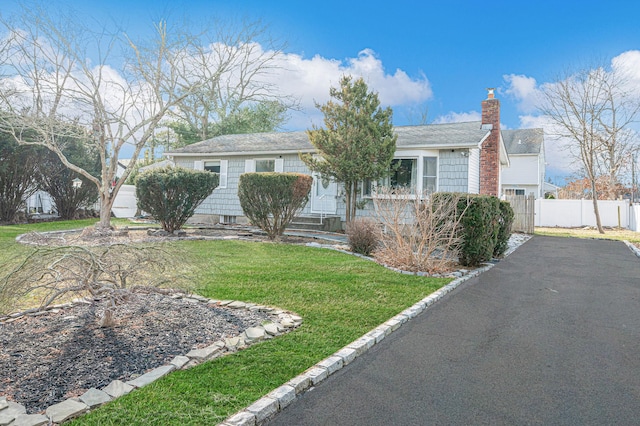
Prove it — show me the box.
[432,110,481,124]
[266,48,433,129]
[502,74,541,114]
[611,50,640,97]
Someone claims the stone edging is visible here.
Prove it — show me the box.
[624,240,640,257]
[0,296,302,426]
[219,235,532,426]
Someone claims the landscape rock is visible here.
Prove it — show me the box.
[225,336,245,351]
[79,388,112,408]
[243,326,266,342]
[45,399,88,423]
[126,365,175,388]
[186,341,224,360]
[262,321,280,336]
[170,355,190,369]
[0,401,26,426]
[10,413,49,426]
[102,380,135,398]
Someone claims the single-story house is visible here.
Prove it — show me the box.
[165,89,545,227]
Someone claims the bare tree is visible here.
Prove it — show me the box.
[0,242,193,326]
[167,18,294,144]
[539,65,640,233]
[0,6,292,231]
[372,188,466,274]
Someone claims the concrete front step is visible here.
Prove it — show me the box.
[287,216,342,232]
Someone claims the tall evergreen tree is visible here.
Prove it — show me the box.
[302,76,397,223]
[0,131,40,223]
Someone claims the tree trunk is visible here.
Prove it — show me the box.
[345,184,353,224]
[591,181,605,234]
[98,190,114,230]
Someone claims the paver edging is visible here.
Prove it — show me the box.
[1,297,302,425]
[220,234,531,425]
[624,240,640,258]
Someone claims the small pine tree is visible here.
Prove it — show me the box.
[302,76,397,224]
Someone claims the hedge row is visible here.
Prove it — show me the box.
[433,193,514,267]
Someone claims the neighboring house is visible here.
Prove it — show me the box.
[501,128,546,198]
[165,89,544,226]
[25,190,55,215]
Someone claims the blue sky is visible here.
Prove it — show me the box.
[4,0,640,183]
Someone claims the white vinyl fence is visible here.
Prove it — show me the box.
[112,185,138,218]
[535,199,640,231]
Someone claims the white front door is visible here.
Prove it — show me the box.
[310,173,338,214]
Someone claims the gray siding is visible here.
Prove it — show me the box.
[176,155,315,217]
[438,150,469,192]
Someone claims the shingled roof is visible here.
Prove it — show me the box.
[502,128,543,155]
[167,121,490,156]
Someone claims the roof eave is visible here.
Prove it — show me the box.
[165,148,315,158]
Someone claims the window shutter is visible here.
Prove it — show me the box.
[275,158,284,172]
[219,160,228,188]
[194,160,204,170]
[245,159,255,173]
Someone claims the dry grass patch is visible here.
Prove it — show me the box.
[535,226,640,243]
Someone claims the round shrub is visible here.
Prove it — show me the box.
[136,166,219,233]
[238,173,312,240]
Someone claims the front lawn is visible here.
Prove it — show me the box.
[0,220,449,425]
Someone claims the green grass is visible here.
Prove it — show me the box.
[0,220,450,425]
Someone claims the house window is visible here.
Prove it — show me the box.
[256,159,275,172]
[505,188,526,196]
[204,160,220,174]
[195,159,227,188]
[222,215,237,224]
[389,158,417,189]
[362,158,420,196]
[423,157,437,194]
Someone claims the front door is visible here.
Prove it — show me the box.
[310,173,338,214]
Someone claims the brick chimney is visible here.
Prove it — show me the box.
[479,88,500,196]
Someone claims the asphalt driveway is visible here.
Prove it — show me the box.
[267,236,640,425]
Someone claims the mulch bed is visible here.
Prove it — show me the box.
[16,225,325,247]
[1,226,321,415]
[0,293,276,414]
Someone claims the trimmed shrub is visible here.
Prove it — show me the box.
[494,200,514,257]
[346,218,381,256]
[238,172,312,240]
[136,166,219,233]
[432,193,502,267]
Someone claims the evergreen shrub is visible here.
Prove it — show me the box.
[432,193,507,266]
[238,173,312,240]
[136,166,219,233]
[494,200,515,257]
